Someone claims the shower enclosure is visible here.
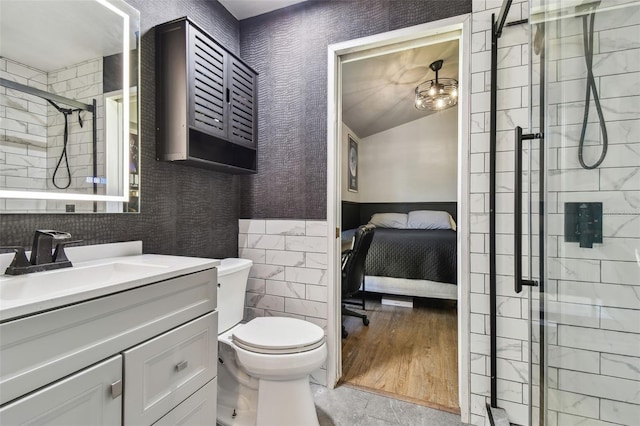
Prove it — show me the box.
[517,1,640,424]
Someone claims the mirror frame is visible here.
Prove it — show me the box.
[0,0,139,206]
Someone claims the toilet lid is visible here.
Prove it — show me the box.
[232,317,325,354]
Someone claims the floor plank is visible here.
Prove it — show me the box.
[340,295,459,414]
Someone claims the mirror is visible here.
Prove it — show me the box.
[0,0,140,213]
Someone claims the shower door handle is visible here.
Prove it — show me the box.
[514,126,542,293]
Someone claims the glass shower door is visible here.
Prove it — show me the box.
[528,1,640,425]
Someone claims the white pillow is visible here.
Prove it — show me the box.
[368,213,408,229]
[407,210,455,230]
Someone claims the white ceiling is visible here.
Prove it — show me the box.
[0,0,135,73]
[342,39,459,138]
[219,0,307,20]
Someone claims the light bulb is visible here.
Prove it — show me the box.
[452,88,458,97]
[428,86,436,96]
[436,98,444,109]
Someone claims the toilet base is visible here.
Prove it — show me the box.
[256,377,319,426]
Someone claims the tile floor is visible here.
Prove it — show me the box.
[312,384,466,425]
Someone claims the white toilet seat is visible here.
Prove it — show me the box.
[232,317,325,355]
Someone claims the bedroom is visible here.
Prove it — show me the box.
[338,37,461,413]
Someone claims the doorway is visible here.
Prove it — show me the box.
[326,14,472,423]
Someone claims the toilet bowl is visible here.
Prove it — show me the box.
[216,258,327,426]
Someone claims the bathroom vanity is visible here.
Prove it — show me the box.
[0,242,219,425]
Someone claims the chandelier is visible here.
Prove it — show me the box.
[414,59,458,111]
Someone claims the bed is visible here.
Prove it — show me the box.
[342,202,458,300]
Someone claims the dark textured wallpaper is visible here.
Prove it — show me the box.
[239,0,472,220]
[1,0,241,258]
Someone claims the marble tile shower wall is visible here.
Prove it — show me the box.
[238,219,328,385]
[46,57,105,213]
[543,4,640,426]
[0,57,104,213]
[471,1,640,425]
[0,59,49,211]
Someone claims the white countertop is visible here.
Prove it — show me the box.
[0,242,219,322]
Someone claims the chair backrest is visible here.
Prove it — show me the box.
[342,224,375,298]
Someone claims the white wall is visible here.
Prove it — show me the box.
[359,106,458,202]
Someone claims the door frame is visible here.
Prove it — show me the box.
[325,14,472,423]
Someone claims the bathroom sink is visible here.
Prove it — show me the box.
[0,262,169,302]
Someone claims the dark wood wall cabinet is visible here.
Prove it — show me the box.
[156,17,258,174]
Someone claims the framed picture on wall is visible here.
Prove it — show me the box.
[348,135,358,192]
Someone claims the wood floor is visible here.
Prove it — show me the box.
[341,295,459,414]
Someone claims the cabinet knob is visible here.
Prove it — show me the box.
[110,380,122,398]
[175,360,188,372]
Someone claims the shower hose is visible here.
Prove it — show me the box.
[48,100,83,189]
[578,10,608,170]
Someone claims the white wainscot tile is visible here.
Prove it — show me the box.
[557,413,613,426]
[497,46,522,69]
[471,132,490,153]
[470,233,485,253]
[470,373,490,397]
[496,107,528,132]
[470,253,489,274]
[496,296,521,318]
[560,369,640,404]
[238,248,265,264]
[496,66,528,90]
[285,266,327,286]
[471,172,489,193]
[495,192,514,215]
[247,234,285,250]
[471,50,491,73]
[471,293,490,315]
[244,307,264,322]
[602,260,640,285]
[496,337,523,361]
[561,237,640,262]
[471,313,485,334]
[471,112,485,134]
[548,345,600,374]
[558,324,640,357]
[472,30,487,53]
[265,249,304,267]
[601,72,640,98]
[305,252,327,269]
[548,257,600,282]
[496,316,528,341]
[470,193,485,213]
[471,332,491,356]
[601,353,640,381]
[601,167,640,191]
[600,25,640,53]
[265,219,306,235]
[265,280,305,299]
[547,168,600,192]
[604,215,640,238]
[246,278,266,293]
[546,300,600,328]
[306,285,327,302]
[548,389,600,419]
[600,306,640,333]
[471,71,487,94]
[471,353,486,374]
[470,152,485,173]
[601,398,640,425]
[285,236,326,253]
[495,171,514,193]
[471,91,490,113]
[285,298,326,319]
[495,214,514,235]
[497,379,523,404]
[496,358,528,384]
[239,219,265,234]
[495,254,514,276]
[249,264,285,280]
[245,292,285,311]
[305,220,327,237]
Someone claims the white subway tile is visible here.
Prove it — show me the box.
[246,278,266,293]
[239,219,266,234]
[265,219,306,235]
[601,167,640,191]
[497,379,523,403]
[602,260,640,285]
[496,337,523,361]
[285,266,327,286]
[265,280,305,299]
[285,236,326,253]
[546,300,600,328]
[601,353,640,381]
[560,369,640,404]
[305,252,327,269]
[246,234,285,250]
[601,399,640,425]
[306,285,327,302]
[548,345,600,374]
[548,257,600,282]
[559,324,640,357]
[471,373,491,397]
[265,249,305,267]
[600,306,640,333]
[548,389,600,419]
[556,413,611,426]
[284,298,326,319]
[238,248,266,264]
[248,263,285,280]
[305,220,327,236]
[471,332,491,356]
[496,316,528,341]
[245,293,285,311]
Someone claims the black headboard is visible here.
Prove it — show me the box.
[342,201,457,230]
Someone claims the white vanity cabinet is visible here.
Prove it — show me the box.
[0,255,219,426]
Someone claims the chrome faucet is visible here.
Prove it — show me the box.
[2,230,77,275]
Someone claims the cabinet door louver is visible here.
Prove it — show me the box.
[228,58,256,147]
[190,31,226,139]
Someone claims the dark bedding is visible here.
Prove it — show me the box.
[364,228,457,284]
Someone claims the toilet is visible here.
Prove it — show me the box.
[216,258,327,426]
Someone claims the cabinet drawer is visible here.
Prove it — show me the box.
[153,378,217,426]
[124,312,218,425]
[0,355,122,426]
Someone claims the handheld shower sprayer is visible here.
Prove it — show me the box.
[576,0,608,170]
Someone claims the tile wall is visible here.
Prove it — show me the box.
[238,219,328,385]
[470,0,640,425]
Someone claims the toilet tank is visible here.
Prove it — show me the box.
[217,258,253,334]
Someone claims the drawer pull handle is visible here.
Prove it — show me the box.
[175,361,188,372]
[111,380,122,399]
